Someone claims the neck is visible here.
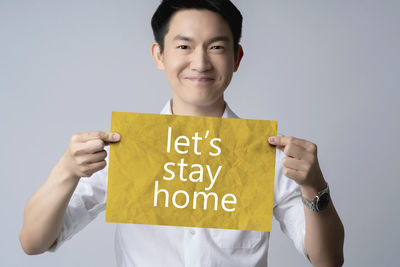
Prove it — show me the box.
[171,95,226,117]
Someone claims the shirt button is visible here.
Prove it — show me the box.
[189,229,196,235]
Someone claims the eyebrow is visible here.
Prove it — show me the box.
[173,35,230,44]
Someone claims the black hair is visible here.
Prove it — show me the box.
[151,0,242,54]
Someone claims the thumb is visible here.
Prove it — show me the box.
[102,132,121,142]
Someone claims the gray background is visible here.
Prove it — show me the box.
[1,0,399,266]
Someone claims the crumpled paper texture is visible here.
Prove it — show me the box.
[106,112,277,232]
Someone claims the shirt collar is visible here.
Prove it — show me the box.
[160,98,239,119]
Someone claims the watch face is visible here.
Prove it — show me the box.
[316,193,329,211]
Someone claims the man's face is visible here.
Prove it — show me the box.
[152,9,243,107]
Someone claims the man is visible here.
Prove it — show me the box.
[19,0,344,266]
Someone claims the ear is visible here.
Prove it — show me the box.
[151,42,165,70]
[233,45,244,72]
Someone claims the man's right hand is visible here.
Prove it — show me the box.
[62,131,121,179]
[19,130,121,255]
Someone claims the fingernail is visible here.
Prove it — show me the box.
[268,137,275,143]
[113,133,120,141]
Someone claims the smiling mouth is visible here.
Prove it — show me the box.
[185,77,215,83]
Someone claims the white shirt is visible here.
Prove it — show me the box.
[50,99,307,267]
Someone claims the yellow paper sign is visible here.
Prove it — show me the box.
[106,112,277,231]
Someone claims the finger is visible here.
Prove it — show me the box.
[276,145,285,151]
[283,167,307,182]
[76,131,120,143]
[269,136,316,152]
[89,160,107,173]
[282,157,309,172]
[283,143,305,159]
[71,139,105,155]
[103,140,118,146]
[76,150,107,165]
[81,160,107,177]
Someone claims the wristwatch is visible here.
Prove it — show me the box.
[301,183,330,212]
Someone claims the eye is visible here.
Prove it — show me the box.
[210,45,224,50]
[177,45,189,50]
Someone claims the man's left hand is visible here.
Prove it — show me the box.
[268,136,327,199]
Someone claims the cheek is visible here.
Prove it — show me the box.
[215,59,235,80]
[216,54,235,69]
[164,55,188,76]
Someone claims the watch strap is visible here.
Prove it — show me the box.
[301,183,329,212]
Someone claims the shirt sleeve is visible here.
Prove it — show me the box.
[273,143,308,259]
[48,147,109,252]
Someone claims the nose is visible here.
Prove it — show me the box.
[190,47,212,72]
